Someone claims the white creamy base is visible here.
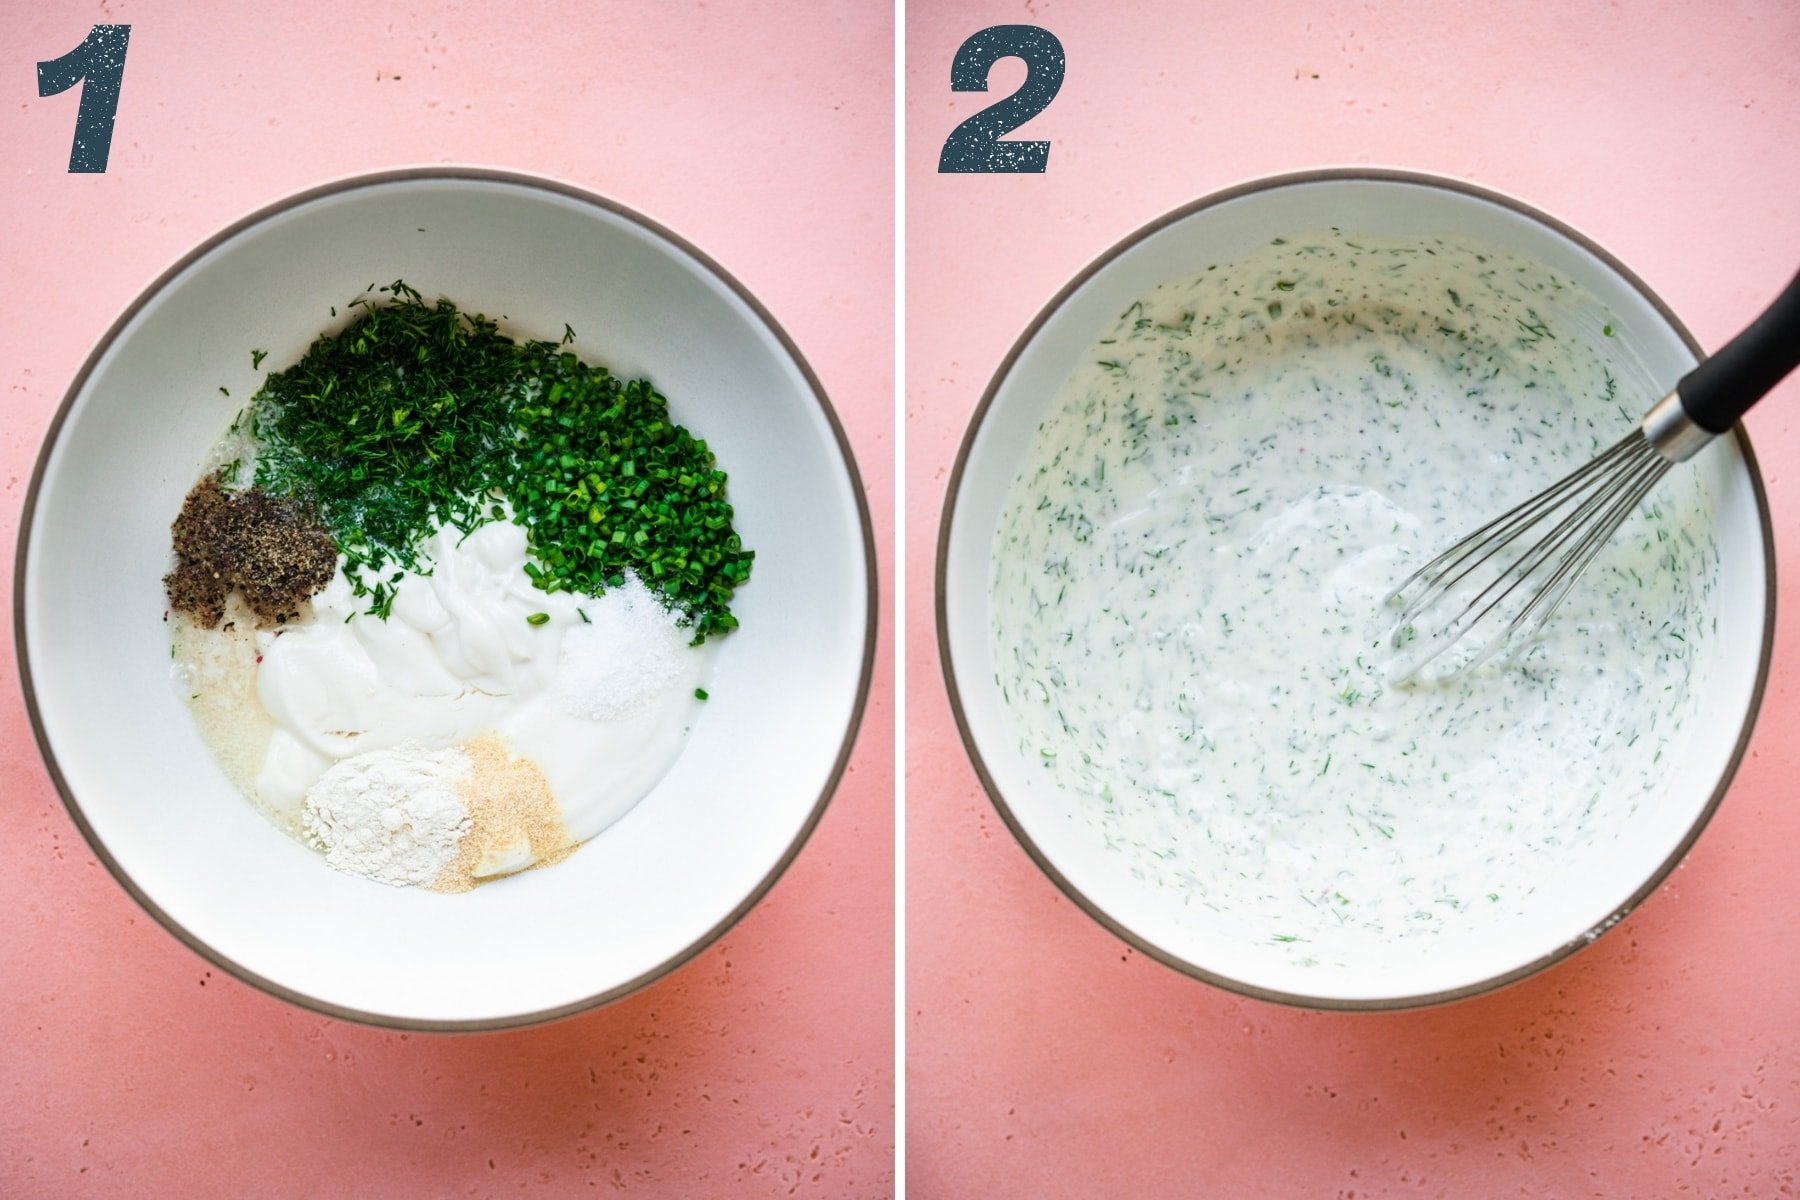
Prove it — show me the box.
[990,232,1719,969]
[179,514,711,865]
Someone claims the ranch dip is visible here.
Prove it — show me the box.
[988,232,1719,969]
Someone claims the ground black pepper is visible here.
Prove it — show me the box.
[165,472,339,627]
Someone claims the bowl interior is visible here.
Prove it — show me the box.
[942,175,1770,1006]
[22,174,872,1026]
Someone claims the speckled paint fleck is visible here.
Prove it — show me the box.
[907,0,1800,1195]
[0,3,892,1197]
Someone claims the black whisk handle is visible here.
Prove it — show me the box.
[1677,268,1800,434]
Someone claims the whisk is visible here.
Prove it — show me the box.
[1385,268,1800,680]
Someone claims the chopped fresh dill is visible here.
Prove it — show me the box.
[243,282,751,640]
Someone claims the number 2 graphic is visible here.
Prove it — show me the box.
[38,25,131,174]
[938,25,1065,174]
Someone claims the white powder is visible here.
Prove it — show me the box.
[552,572,690,722]
[301,743,472,887]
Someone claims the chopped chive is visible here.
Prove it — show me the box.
[242,282,751,638]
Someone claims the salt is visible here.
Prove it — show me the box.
[551,572,691,722]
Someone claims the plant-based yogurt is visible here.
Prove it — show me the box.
[988,232,1720,968]
[174,510,712,860]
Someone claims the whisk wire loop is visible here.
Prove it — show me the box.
[1383,267,1800,679]
[1384,431,1670,679]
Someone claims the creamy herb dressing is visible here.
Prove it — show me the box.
[989,232,1719,966]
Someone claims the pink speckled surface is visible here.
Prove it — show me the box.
[0,5,891,1197]
[907,2,1799,1196]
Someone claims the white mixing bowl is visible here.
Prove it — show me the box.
[938,169,1773,1009]
[17,169,876,1029]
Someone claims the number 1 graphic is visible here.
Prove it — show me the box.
[38,25,131,174]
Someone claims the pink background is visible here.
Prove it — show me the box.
[0,4,892,1197]
[907,1,1799,1196]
